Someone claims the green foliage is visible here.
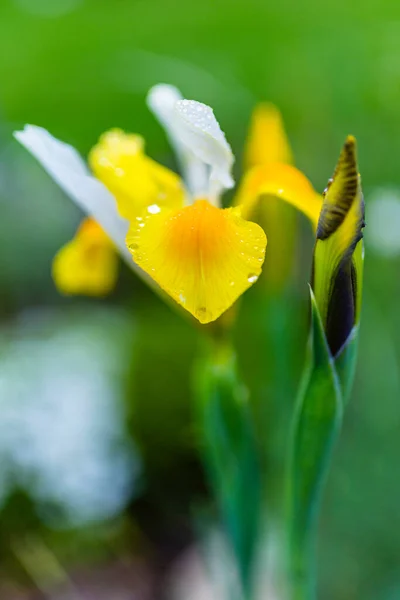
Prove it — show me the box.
[287,290,362,599]
[287,292,342,599]
[194,340,262,599]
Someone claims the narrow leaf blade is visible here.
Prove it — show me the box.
[287,291,343,598]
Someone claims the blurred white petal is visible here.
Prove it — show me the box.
[14,125,131,262]
[147,83,183,128]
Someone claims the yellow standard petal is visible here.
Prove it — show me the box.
[235,162,323,227]
[126,200,267,323]
[245,103,293,168]
[242,104,297,292]
[52,218,118,296]
[89,129,185,219]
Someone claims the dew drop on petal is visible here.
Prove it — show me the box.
[247,273,258,283]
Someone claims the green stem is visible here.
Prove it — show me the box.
[287,525,315,600]
[194,335,261,600]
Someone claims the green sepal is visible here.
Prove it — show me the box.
[194,341,262,599]
[287,290,343,599]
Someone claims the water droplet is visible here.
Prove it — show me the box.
[196,306,207,317]
[247,274,258,283]
[147,204,161,214]
[179,293,186,304]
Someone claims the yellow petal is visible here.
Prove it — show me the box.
[89,129,185,219]
[126,200,267,323]
[234,162,322,227]
[52,218,118,296]
[245,103,293,168]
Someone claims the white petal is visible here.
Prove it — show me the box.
[147,83,183,128]
[147,85,234,200]
[14,125,131,262]
[174,99,234,195]
[147,84,208,199]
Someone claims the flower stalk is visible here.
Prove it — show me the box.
[194,334,262,600]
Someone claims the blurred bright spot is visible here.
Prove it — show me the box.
[167,529,282,600]
[13,0,82,18]
[366,188,400,257]
[0,307,140,528]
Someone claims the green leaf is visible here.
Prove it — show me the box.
[334,325,359,405]
[194,341,262,599]
[287,291,343,600]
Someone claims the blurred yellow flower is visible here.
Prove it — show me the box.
[237,102,322,227]
[245,102,293,168]
[235,101,322,293]
[235,160,322,227]
[52,218,118,296]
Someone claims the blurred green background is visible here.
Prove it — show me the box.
[1,0,400,598]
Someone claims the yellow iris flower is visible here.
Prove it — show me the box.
[14,85,321,324]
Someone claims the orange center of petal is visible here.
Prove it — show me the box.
[164,200,230,264]
[126,199,267,324]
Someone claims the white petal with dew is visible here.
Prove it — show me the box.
[14,125,131,261]
[147,84,208,199]
[147,85,234,200]
[174,99,234,196]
